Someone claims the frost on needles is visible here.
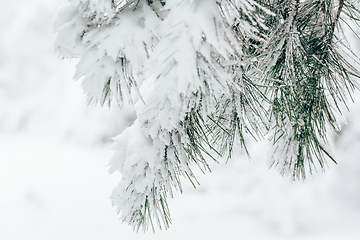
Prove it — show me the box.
[54,0,360,231]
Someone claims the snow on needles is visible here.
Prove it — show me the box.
[54,0,267,231]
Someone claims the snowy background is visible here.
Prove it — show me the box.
[1,0,360,239]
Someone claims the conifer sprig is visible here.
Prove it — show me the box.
[257,0,360,179]
[54,0,360,231]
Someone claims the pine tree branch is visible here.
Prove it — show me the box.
[55,0,360,230]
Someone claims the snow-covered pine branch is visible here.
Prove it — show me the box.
[256,0,360,180]
[54,0,265,231]
[108,0,263,231]
[54,0,360,231]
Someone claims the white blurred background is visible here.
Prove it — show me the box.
[1,1,360,239]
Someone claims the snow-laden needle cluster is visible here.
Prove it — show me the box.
[54,0,360,231]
